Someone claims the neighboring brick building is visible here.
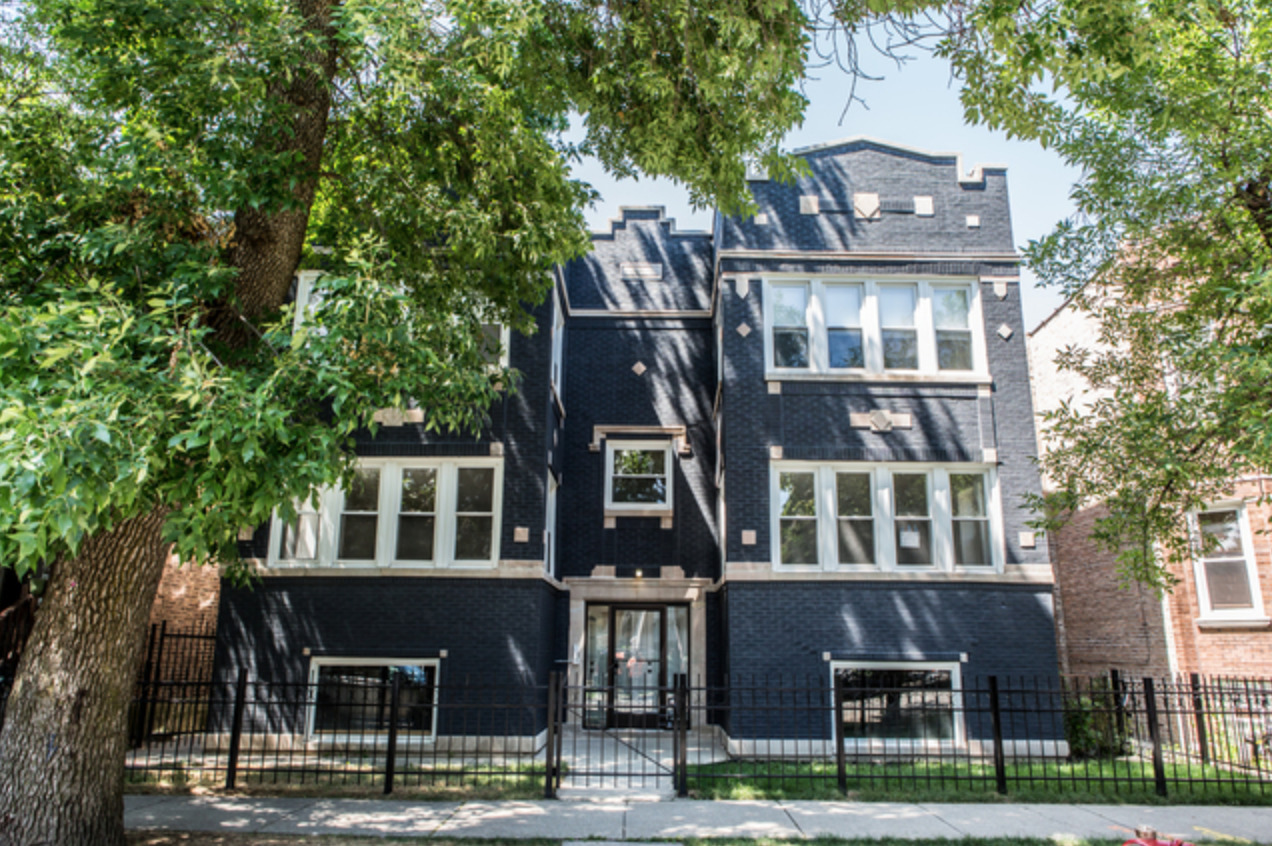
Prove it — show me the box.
[212,137,1060,743]
[1029,302,1272,679]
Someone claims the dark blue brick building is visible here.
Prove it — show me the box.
[215,138,1059,747]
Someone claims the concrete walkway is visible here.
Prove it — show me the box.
[124,794,1272,842]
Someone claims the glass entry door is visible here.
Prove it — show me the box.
[582,604,689,729]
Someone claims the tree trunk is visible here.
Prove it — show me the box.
[0,507,170,846]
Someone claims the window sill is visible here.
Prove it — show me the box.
[765,370,993,385]
[1195,616,1271,630]
[604,508,673,518]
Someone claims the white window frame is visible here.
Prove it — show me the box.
[1190,502,1268,624]
[829,659,965,749]
[551,287,566,402]
[761,276,988,381]
[481,323,512,371]
[292,270,324,334]
[604,440,674,514]
[306,656,440,741]
[769,462,1004,573]
[267,457,503,570]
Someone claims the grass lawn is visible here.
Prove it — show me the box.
[689,759,1272,805]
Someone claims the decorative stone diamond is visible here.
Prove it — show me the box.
[631,361,647,375]
[736,323,752,337]
[997,323,1014,340]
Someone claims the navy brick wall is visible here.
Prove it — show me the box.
[214,577,561,686]
[557,318,718,579]
[722,580,1059,739]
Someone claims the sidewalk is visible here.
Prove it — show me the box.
[124,794,1272,842]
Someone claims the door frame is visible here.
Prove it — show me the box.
[586,601,691,729]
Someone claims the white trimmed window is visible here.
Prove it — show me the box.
[269,457,503,569]
[831,660,964,747]
[762,278,987,379]
[551,287,566,400]
[481,323,511,370]
[1191,505,1267,623]
[770,463,1003,571]
[307,657,439,739]
[604,440,674,513]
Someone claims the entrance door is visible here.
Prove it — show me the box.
[583,604,689,729]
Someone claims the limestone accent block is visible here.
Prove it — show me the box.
[736,322,752,338]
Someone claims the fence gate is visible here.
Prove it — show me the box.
[545,672,689,797]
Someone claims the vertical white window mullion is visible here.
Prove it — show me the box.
[378,463,397,568]
[819,466,837,571]
[932,468,953,571]
[916,282,937,373]
[437,463,454,568]
[970,283,988,375]
[808,281,827,373]
[875,467,895,571]
[863,281,883,373]
[988,468,1006,572]
[319,488,339,566]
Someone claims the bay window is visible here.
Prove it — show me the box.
[769,463,1003,571]
[269,458,503,569]
[763,278,986,378]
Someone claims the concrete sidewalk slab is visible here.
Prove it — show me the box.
[1081,804,1272,844]
[431,799,626,839]
[782,801,961,839]
[124,796,318,834]
[256,798,461,836]
[625,800,802,839]
[914,803,1111,838]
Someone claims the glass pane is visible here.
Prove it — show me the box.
[480,323,504,365]
[838,519,875,565]
[879,286,916,327]
[825,286,862,327]
[345,468,380,512]
[667,606,690,682]
[614,609,662,709]
[837,473,872,517]
[781,518,819,565]
[614,448,665,476]
[339,514,378,559]
[1205,559,1254,609]
[829,329,864,368]
[883,329,918,369]
[454,515,493,560]
[396,514,435,561]
[611,476,667,504]
[937,331,973,371]
[456,467,494,512]
[953,520,990,566]
[893,474,929,516]
[933,289,970,329]
[282,513,319,560]
[950,474,985,518]
[1199,511,1243,556]
[779,472,817,517]
[400,468,436,513]
[584,606,609,728]
[771,285,807,327]
[895,520,932,566]
[774,328,810,368]
[314,664,435,734]
[837,668,954,741]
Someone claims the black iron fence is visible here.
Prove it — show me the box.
[129,621,217,747]
[3,663,1270,799]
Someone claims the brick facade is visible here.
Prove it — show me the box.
[148,553,221,632]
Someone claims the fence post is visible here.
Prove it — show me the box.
[144,620,168,743]
[988,675,1008,795]
[675,673,689,798]
[225,668,248,790]
[554,673,565,792]
[1189,673,1210,765]
[1143,677,1168,798]
[833,681,848,797]
[384,671,401,795]
[544,670,559,799]
[1110,668,1127,742]
[130,623,159,747]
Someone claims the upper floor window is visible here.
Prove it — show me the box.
[1191,505,1267,623]
[762,279,987,379]
[770,462,1002,572]
[270,458,502,569]
[605,441,673,513]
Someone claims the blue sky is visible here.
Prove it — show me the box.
[568,51,1079,331]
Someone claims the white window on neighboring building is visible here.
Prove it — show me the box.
[307,657,439,739]
[831,660,964,747]
[1191,505,1268,623]
[762,278,987,379]
[769,463,1003,572]
[551,287,566,401]
[604,441,674,513]
[481,323,511,370]
[268,458,503,569]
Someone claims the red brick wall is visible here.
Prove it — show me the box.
[148,550,220,632]
[1049,504,1173,678]
[1165,479,1272,678]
